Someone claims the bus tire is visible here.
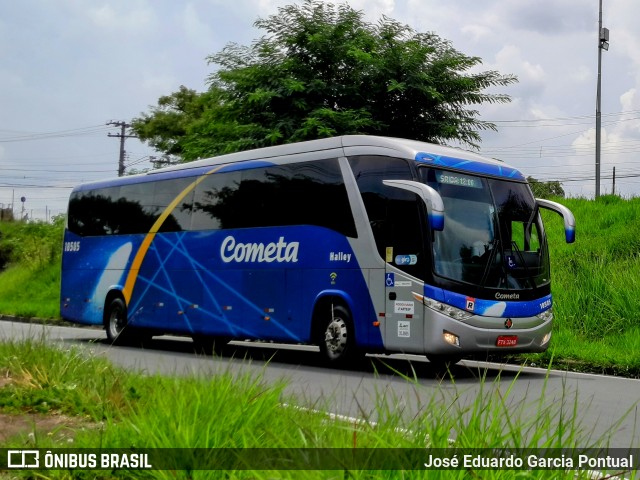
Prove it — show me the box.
[105,297,129,344]
[318,304,359,366]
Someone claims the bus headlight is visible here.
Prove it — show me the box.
[536,308,553,323]
[443,331,460,346]
[422,297,473,321]
[541,331,552,346]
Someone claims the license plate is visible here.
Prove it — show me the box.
[496,335,518,347]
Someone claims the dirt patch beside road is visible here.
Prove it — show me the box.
[0,411,89,444]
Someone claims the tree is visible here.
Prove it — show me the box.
[132,0,517,160]
[132,86,217,158]
[527,176,565,198]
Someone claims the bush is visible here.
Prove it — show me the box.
[0,218,65,271]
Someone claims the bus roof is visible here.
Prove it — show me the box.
[73,135,525,191]
[152,135,505,172]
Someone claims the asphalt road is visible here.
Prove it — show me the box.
[1,320,638,449]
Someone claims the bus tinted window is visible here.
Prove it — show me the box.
[288,161,355,236]
[191,171,241,230]
[348,156,427,278]
[192,159,356,236]
[68,186,157,236]
[70,158,356,237]
[150,177,194,232]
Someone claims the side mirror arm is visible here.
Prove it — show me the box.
[383,180,445,231]
[537,198,576,243]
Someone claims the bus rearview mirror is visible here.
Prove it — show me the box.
[536,198,576,243]
[382,180,445,231]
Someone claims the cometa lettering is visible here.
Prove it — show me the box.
[220,236,299,263]
[495,292,520,300]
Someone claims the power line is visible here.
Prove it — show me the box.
[0,183,74,189]
[487,109,640,125]
[0,124,110,142]
[0,167,116,174]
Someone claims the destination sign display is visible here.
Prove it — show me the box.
[436,172,482,188]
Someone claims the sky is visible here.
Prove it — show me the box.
[2,0,640,221]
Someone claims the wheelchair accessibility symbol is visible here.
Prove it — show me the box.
[385,273,395,287]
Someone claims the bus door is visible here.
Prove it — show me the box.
[384,259,424,354]
[379,180,443,355]
[347,156,431,354]
[379,190,429,354]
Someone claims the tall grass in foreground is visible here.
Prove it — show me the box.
[1,341,635,479]
[532,196,640,374]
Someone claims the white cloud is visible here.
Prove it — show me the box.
[182,3,216,46]
[500,0,592,35]
[613,89,640,139]
[569,65,591,84]
[495,46,545,84]
[461,24,493,43]
[338,0,397,20]
[620,88,639,111]
[86,2,155,32]
[572,128,596,150]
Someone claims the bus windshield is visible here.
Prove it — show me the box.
[421,168,550,291]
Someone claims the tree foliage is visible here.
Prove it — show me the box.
[132,0,517,160]
[527,176,565,198]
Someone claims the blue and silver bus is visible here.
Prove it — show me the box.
[60,136,575,366]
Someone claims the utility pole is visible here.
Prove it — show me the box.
[107,121,136,176]
[595,0,609,199]
[612,166,616,196]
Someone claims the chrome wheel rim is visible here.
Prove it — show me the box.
[108,306,125,339]
[324,317,348,360]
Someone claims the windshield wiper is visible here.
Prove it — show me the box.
[479,238,500,287]
[509,240,535,289]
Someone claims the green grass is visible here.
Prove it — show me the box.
[521,196,640,375]
[1,340,634,479]
[0,263,60,319]
[0,218,63,320]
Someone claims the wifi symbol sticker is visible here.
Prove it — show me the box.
[330,272,338,284]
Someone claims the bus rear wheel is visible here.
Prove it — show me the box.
[105,297,128,344]
[105,297,150,346]
[318,305,359,366]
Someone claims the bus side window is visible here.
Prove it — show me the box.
[190,159,356,236]
[348,156,427,279]
[153,177,194,232]
[511,220,541,252]
[191,171,241,231]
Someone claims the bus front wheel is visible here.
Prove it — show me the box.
[318,305,359,366]
[426,354,462,371]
